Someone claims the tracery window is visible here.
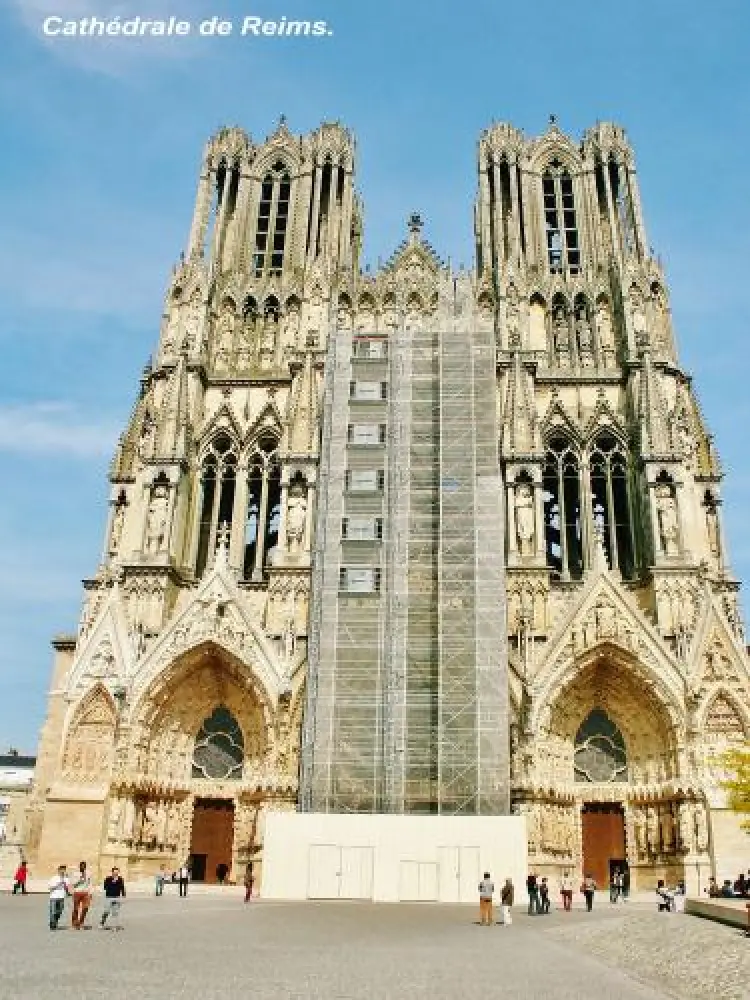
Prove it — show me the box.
[196,434,237,577]
[253,162,291,278]
[574,708,627,783]
[244,436,281,580]
[543,436,583,580]
[589,434,634,578]
[192,705,244,780]
[543,162,580,275]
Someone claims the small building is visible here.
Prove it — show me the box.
[0,750,36,845]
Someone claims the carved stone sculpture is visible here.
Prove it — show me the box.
[145,486,169,554]
[655,484,679,557]
[514,483,535,556]
[286,492,307,554]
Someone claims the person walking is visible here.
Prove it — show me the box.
[610,868,623,904]
[539,877,551,914]
[243,863,254,903]
[155,864,166,897]
[12,860,28,895]
[559,871,573,912]
[477,871,495,926]
[581,874,596,912]
[71,861,93,929]
[178,862,190,898]
[100,867,126,930]
[500,878,514,925]
[48,865,71,930]
[526,873,540,915]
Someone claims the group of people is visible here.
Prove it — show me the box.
[706,871,750,898]
[46,862,126,931]
[477,874,515,925]
[525,871,599,913]
[154,863,191,897]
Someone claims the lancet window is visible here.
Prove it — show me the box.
[542,162,580,275]
[590,434,634,577]
[253,162,291,278]
[243,436,281,580]
[542,432,635,580]
[196,434,237,577]
[543,435,583,580]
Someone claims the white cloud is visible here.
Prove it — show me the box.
[0,402,118,458]
[8,0,212,77]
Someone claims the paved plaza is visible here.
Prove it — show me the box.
[0,891,747,999]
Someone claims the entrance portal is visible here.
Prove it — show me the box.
[189,798,235,883]
[581,802,625,889]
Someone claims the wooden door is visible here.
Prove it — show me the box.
[581,803,625,889]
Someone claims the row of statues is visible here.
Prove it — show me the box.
[632,800,709,857]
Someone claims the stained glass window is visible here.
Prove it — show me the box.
[192,705,244,780]
[574,708,627,783]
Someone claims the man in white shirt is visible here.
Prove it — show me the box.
[478,872,495,926]
[178,863,190,898]
[48,865,71,930]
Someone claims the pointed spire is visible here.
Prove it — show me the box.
[638,346,670,455]
[502,342,537,455]
[285,352,319,455]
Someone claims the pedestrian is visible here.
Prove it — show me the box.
[216,862,229,885]
[477,871,494,926]
[500,878,514,925]
[243,863,254,903]
[526,872,540,915]
[48,864,71,930]
[622,866,630,901]
[100,867,126,930]
[581,874,596,912]
[71,861,93,929]
[12,860,28,895]
[539,877,550,914]
[609,868,621,904]
[178,861,190,897]
[155,864,166,897]
[559,870,573,912]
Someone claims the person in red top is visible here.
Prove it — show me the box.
[12,860,28,895]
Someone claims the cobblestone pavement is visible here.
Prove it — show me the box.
[0,892,746,999]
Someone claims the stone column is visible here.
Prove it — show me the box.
[251,467,271,581]
[187,168,212,260]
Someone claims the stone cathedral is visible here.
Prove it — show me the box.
[26,117,750,892]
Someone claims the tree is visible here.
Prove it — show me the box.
[720,746,750,831]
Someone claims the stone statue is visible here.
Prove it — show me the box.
[575,312,594,365]
[107,797,123,842]
[705,501,720,557]
[110,503,125,553]
[552,306,569,365]
[659,804,675,853]
[678,802,693,852]
[282,614,297,662]
[694,803,709,853]
[655,484,679,557]
[595,601,617,639]
[286,492,307,554]
[145,485,169,554]
[634,808,647,855]
[282,301,300,351]
[514,483,535,556]
[646,806,660,853]
[596,300,614,351]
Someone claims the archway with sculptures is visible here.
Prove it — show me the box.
[515,648,712,891]
[101,641,299,883]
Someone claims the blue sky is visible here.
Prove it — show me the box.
[1,0,748,749]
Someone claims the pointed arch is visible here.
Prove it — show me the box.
[61,684,117,783]
[701,687,750,743]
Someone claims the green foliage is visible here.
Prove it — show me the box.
[720,746,750,831]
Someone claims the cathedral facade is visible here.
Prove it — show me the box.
[26,118,749,891]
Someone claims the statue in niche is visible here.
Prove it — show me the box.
[575,309,594,366]
[694,803,709,853]
[659,805,675,853]
[634,808,647,855]
[337,303,352,330]
[646,806,660,853]
[107,797,123,842]
[595,299,615,361]
[184,292,203,351]
[286,490,307,554]
[655,483,679,557]
[145,485,170,554]
[281,301,300,353]
[678,802,693,852]
[110,503,126,554]
[705,499,721,557]
[514,483,535,556]
[551,305,570,366]
[260,307,279,369]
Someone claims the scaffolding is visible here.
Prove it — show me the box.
[301,276,510,815]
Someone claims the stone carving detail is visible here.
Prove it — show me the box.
[62,689,116,784]
[144,485,170,554]
[514,482,535,557]
[285,488,307,555]
[655,483,679,557]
